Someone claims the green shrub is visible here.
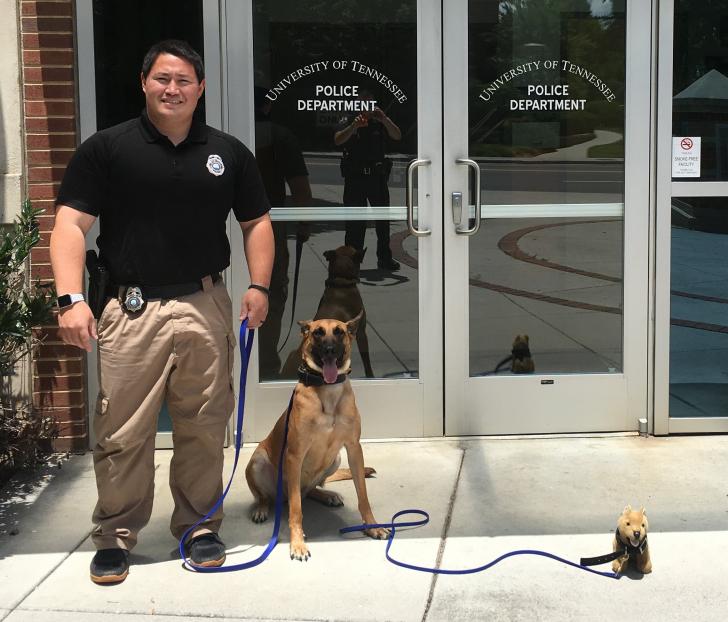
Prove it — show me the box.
[1,200,57,484]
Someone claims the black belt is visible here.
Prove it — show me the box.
[353,162,386,176]
[106,273,222,301]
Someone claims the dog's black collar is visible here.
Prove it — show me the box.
[615,528,648,556]
[324,277,359,288]
[297,364,350,387]
[579,529,647,567]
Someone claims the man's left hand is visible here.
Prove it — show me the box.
[240,288,269,328]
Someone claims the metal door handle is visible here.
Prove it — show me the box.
[406,158,431,237]
[455,158,482,236]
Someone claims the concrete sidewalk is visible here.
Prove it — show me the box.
[1,435,727,621]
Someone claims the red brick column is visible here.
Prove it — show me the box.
[21,0,88,452]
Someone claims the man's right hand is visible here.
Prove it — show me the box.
[58,302,98,352]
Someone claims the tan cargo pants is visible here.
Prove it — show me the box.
[91,278,236,550]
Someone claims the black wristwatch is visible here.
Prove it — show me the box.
[248,284,270,297]
[57,293,85,309]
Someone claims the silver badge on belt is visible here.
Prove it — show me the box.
[122,286,145,312]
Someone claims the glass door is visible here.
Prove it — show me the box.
[444,0,651,435]
[655,0,728,434]
[225,0,444,440]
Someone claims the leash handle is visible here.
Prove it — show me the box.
[340,510,620,580]
[179,320,295,572]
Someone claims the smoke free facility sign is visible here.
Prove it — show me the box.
[672,136,701,177]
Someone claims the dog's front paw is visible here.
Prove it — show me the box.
[290,540,311,562]
[250,504,269,524]
[639,559,652,574]
[365,527,390,540]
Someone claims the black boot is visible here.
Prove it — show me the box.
[377,257,400,271]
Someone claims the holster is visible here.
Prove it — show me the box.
[85,250,110,319]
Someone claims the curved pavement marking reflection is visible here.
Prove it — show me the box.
[390,221,728,334]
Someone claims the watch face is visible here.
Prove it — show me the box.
[57,294,72,308]
[57,294,83,308]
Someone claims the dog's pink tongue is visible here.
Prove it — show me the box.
[323,361,339,384]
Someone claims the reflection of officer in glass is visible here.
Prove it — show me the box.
[254,87,312,379]
[335,103,402,271]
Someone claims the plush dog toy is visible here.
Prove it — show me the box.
[612,505,652,574]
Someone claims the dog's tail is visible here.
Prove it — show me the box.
[325,467,376,483]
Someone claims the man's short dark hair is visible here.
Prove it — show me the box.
[141,39,205,82]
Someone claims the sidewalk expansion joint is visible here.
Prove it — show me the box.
[420,444,466,622]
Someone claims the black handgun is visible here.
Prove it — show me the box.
[85,250,110,319]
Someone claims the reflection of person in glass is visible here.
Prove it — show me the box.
[335,103,401,271]
[254,87,312,379]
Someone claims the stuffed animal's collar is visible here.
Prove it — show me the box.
[579,529,648,567]
[615,528,648,555]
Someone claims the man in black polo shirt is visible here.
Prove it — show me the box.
[50,40,273,584]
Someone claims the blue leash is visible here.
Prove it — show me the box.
[178,319,294,572]
[180,320,618,580]
[340,511,619,579]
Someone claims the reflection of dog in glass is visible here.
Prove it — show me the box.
[491,334,535,374]
[510,334,534,373]
[316,245,374,377]
[281,245,374,378]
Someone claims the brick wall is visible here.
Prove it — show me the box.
[21,0,88,452]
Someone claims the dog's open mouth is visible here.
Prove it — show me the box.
[322,359,340,384]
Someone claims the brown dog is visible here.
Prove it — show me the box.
[245,314,388,561]
[612,505,652,574]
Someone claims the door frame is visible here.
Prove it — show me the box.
[654,0,728,434]
[442,0,653,435]
[224,0,445,442]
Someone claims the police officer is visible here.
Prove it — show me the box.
[335,104,402,271]
[50,40,274,584]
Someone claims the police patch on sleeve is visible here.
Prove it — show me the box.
[206,154,225,176]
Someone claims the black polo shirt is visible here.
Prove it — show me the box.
[56,110,270,285]
[340,116,387,164]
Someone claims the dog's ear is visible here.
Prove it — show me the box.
[346,311,363,335]
[298,320,312,335]
[354,247,367,263]
[324,250,336,262]
[623,505,632,515]
[640,507,647,516]
[523,334,529,343]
